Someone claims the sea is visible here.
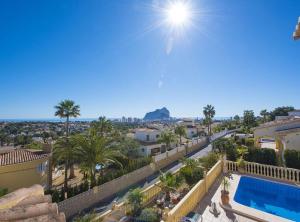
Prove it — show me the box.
[0,117,231,123]
[0,118,99,123]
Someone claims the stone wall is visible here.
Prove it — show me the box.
[58,137,209,219]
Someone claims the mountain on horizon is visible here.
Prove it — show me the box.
[143,107,170,121]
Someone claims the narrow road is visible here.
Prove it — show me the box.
[76,131,232,219]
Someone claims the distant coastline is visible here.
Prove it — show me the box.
[0,117,231,123]
[0,118,98,123]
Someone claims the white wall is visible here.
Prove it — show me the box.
[288,111,300,117]
[285,131,300,151]
[139,144,162,156]
[186,128,197,139]
[135,130,161,142]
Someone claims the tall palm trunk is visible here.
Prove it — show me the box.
[69,161,75,179]
[66,116,75,179]
[66,116,70,137]
[64,162,69,193]
[90,168,96,187]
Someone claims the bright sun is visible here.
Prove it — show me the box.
[165,1,191,28]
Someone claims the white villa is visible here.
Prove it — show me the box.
[134,126,164,156]
[253,111,300,152]
[134,128,161,143]
[180,118,198,139]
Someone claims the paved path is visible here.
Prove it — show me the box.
[76,131,233,218]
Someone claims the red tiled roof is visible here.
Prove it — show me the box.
[0,150,48,166]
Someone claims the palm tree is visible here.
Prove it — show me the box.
[127,188,144,216]
[175,125,187,145]
[54,99,80,178]
[203,105,216,136]
[180,157,199,169]
[158,131,177,152]
[90,116,113,137]
[75,133,122,186]
[53,136,81,192]
[260,109,269,123]
[233,115,240,128]
[157,172,182,201]
[54,100,80,137]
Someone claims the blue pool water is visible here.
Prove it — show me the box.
[234,176,300,221]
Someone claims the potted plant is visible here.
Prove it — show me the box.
[221,177,230,205]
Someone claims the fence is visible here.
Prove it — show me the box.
[166,160,222,222]
[226,160,300,183]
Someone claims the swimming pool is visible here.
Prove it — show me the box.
[234,176,300,221]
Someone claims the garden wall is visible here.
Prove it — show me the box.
[58,164,156,218]
[166,160,222,222]
[58,137,209,219]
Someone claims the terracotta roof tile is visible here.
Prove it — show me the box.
[0,150,48,166]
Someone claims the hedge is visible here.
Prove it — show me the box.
[47,157,152,201]
[284,150,300,170]
[245,148,277,166]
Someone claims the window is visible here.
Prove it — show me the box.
[146,135,150,141]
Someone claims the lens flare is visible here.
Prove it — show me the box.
[166,1,191,28]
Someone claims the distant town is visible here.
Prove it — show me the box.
[0,1,299,221]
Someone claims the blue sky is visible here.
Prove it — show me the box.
[0,0,299,119]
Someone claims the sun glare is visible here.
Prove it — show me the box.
[165,1,191,28]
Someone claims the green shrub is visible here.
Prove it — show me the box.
[137,208,160,222]
[213,138,238,161]
[245,138,254,147]
[59,189,65,201]
[67,187,73,198]
[198,152,219,170]
[0,188,8,197]
[226,145,238,161]
[73,213,97,222]
[97,157,151,186]
[82,180,89,191]
[245,148,277,166]
[284,150,300,169]
[127,188,144,216]
[52,190,60,203]
[241,138,246,145]
[180,166,203,186]
[73,184,79,195]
